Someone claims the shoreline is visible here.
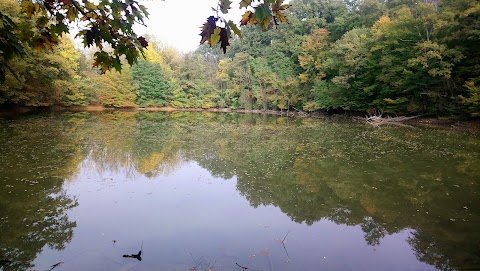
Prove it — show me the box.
[50,105,325,117]
[1,105,479,129]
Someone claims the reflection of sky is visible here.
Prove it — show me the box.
[33,159,437,271]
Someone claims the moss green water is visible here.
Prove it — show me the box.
[1,112,479,271]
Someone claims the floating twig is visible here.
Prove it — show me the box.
[48,262,64,271]
[123,241,143,261]
[123,251,142,261]
[236,262,248,270]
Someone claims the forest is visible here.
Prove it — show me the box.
[1,0,479,117]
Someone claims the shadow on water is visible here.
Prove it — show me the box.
[0,111,479,270]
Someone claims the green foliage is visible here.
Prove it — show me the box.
[298,28,330,83]
[289,0,480,116]
[0,37,79,106]
[0,0,289,83]
[132,60,172,107]
[0,0,27,83]
[460,81,480,116]
[173,52,221,108]
[312,80,346,110]
[97,67,137,108]
[1,0,479,117]
[1,0,149,81]
[0,11,26,83]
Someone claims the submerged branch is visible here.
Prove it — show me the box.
[292,107,310,117]
[48,262,64,271]
[365,114,418,127]
[281,231,290,243]
[189,252,216,271]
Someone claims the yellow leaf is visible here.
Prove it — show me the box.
[275,12,288,23]
[261,17,271,29]
[84,1,96,10]
[240,11,253,26]
[210,27,221,46]
[249,15,258,26]
[34,3,41,12]
[372,16,391,34]
[228,20,242,38]
[67,7,77,22]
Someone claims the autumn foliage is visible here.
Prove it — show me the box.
[200,0,289,53]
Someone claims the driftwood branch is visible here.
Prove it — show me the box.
[365,113,418,127]
[292,107,310,117]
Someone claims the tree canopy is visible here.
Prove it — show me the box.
[1,0,479,117]
[0,0,290,82]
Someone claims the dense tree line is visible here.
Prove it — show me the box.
[1,0,479,117]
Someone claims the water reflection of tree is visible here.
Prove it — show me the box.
[81,111,479,271]
[0,116,80,271]
[0,191,77,271]
[3,112,478,271]
[157,112,480,271]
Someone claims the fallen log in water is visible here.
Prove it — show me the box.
[365,114,418,127]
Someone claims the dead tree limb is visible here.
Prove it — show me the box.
[366,113,418,127]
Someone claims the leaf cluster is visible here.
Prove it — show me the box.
[0,11,26,82]
[19,0,149,73]
[200,0,290,53]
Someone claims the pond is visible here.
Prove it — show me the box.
[0,112,479,271]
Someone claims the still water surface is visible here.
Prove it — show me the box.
[0,112,479,271]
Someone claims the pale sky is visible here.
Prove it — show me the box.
[136,0,245,53]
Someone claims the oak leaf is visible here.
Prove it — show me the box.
[272,1,290,25]
[219,0,232,14]
[254,3,272,29]
[200,16,217,45]
[239,0,252,9]
[210,27,221,46]
[240,11,253,26]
